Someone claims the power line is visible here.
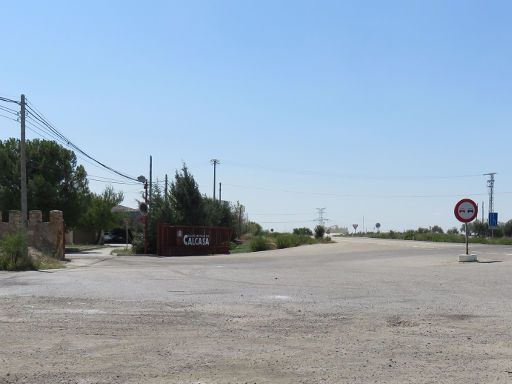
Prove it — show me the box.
[0,104,18,115]
[258,219,317,224]
[223,182,512,199]
[88,174,140,185]
[0,113,19,122]
[88,177,140,185]
[0,96,18,104]
[250,212,312,216]
[25,99,140,182]
[222,160,484,181]
[25,116,137,179]
[25,124,141,188]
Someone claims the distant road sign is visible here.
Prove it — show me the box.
[489,212,498,229]
[352,224,358,231]
[454,199,478,223]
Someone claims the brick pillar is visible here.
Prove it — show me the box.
[49,210,65,260]
[29,210,42,224]
[9,210,21,229]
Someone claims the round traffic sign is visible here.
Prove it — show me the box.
[454,199,478,223]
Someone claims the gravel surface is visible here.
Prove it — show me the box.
[1,238,512,383]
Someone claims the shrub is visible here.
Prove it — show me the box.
[132,232,145,254]
[447,227,459,235]
[0,232,36,271]
[250,236,273,252]
[278,234,304,248]
[293,227,313,236]
[314,225,325,239]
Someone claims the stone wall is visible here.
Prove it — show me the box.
[0,210,65,260]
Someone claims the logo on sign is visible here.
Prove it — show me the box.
[183,234,210,246]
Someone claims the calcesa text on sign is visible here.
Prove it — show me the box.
[183,234,210,246]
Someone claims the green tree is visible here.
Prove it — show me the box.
[170,164,205,226]
[464,220,488,237]
[314,225,325,239]
[293,227,313,236]
[431,225,444,234]
[446,227,459,235]
[79,186,124,243]
[504,220,512,237]
[203,197,233,227]
[246,221,263,236]
[144,183,173,253]
[0,138,89,227]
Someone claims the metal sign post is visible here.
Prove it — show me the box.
[454,199,478,262]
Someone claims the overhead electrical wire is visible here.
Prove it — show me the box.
[0,104,18,115]
[25,99,140,182]
[0,113,18,122]
[222,182,511,199]
[0,96,18,104]
[222,160,484,180]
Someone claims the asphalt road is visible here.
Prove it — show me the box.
[1,238,512,383]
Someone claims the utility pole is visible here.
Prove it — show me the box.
[210,159,219,201]
[484,172,496,237]
[482,201,484,223]
[20,94,27,228]
[144,181,148,254]
[164,174,168,201]
[149,155,153,211]
[219,182,222,202]
[137,175,149,254]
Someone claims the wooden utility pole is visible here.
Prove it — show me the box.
[164,174,168,200]
[219,182,222,202]
[20,94,27,228]
[149,155,153,211]
[144,181,148,254]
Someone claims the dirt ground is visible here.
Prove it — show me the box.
[1,238,512,383]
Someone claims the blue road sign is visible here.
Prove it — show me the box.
[489,212,498,229]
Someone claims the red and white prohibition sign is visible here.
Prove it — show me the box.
[454,199,478,223]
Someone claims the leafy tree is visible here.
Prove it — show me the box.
[78,186,124,243]
[431,225,444,234]
[293,227,313,236]
[203,197,233,227]
[504,220,512,237]
[246,221,263,236]
[314,225,325,239]
[232,201,246,238]
[0,138,89,227]
[446,227,459,235]
[464,220,488,237]
[169,164,205,226]
[143,183,173,253]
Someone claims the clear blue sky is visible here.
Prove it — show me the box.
[1,0,511,232]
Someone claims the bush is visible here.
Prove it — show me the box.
[277,234,309,248]
[250,236,274,252]
[0,232,36,271]
[314,225,325,239]
[447,227,459,235]
[293,227,313,236]
[131,232,145,254]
